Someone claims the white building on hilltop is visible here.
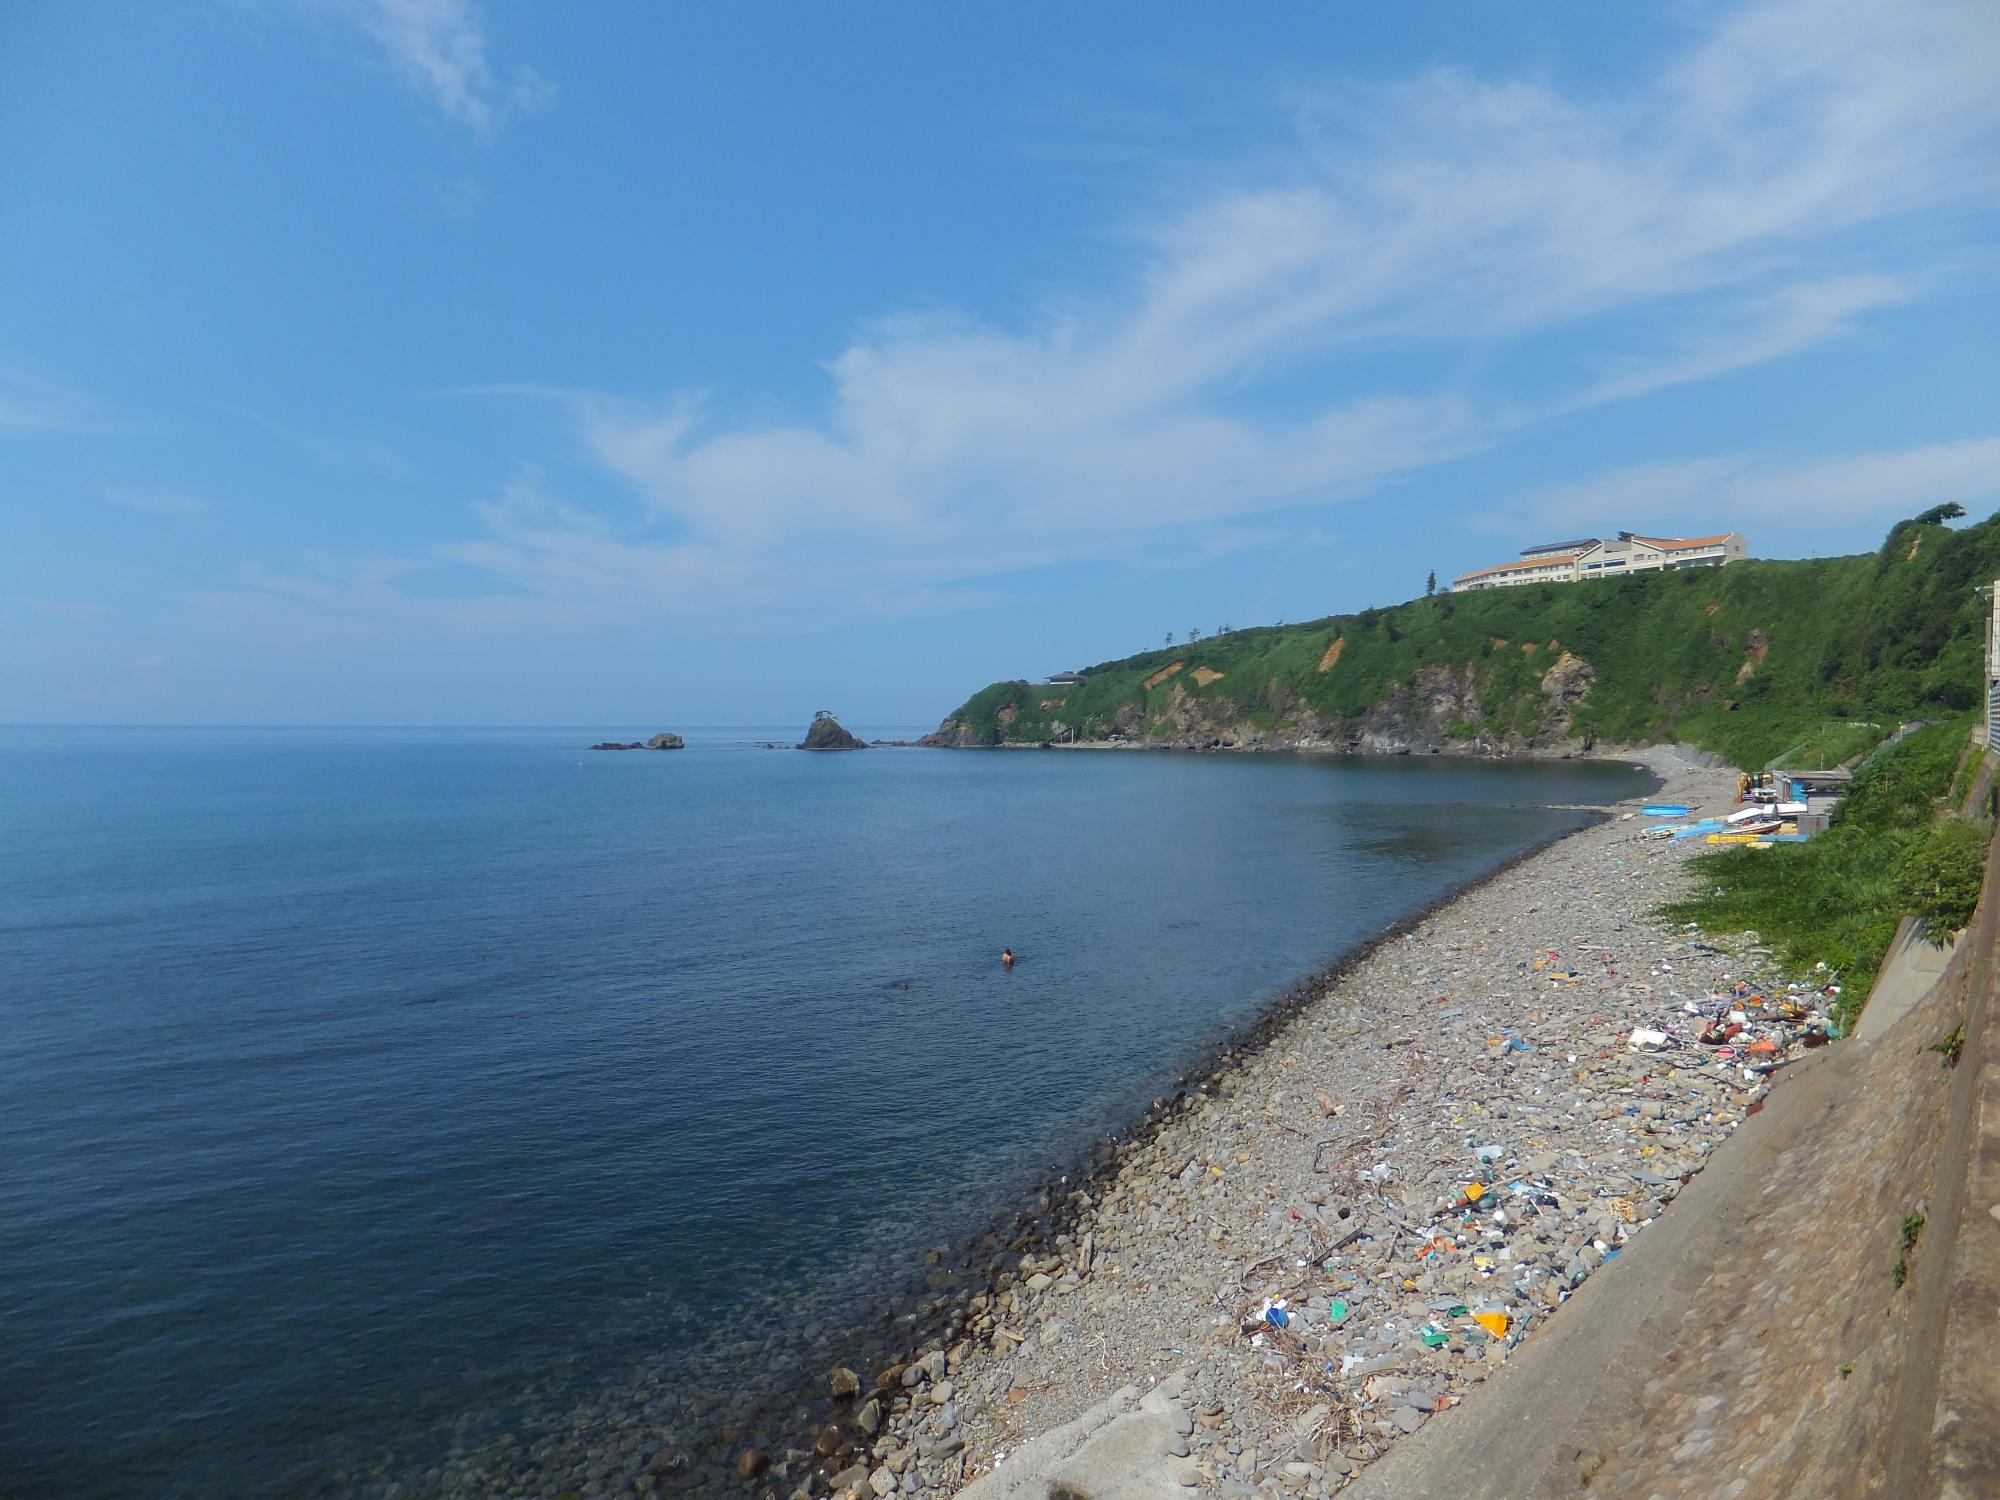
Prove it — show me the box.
[1454,530,1748,591]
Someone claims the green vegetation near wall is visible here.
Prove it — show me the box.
[938,509,2000,765]
[1661,722,1987,1012]
[1770,721,1890,772]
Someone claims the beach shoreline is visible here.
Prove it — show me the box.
[775,745,1789,1500]
[410,749,1755,1500]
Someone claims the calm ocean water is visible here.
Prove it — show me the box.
[0,728,1647,1497]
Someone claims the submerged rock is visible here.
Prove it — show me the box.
[799,713,869,751]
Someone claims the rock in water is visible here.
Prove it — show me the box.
[798,714,869,751]
[588,733,683,750]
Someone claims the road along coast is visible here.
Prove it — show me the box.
[802,750,1805,1500]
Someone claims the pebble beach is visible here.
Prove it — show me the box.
[785,750,1807,1500]
[403,749,1817,1500]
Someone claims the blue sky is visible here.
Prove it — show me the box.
[5,0,1998,726]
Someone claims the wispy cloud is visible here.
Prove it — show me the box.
[1508,439,2000,539]
[1574,275,1912,409]
[19,599,108,621]
[0,357,120,436]
[211,401,407,473]
[259,0,2000,629]
[333,0,552,138]
[105,485,217,517]
[518,0,1997,556]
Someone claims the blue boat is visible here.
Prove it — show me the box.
[1640,803,1691,816]
[1669,819,1725,838]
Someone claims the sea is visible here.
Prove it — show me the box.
[0,727,1650,1498]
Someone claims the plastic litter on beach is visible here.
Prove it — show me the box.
[863,764,1839,1500]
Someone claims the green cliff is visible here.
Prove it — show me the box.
[927,510,2000,767]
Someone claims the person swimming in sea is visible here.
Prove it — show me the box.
[1001,948,1015,968]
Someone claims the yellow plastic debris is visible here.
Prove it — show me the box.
[1460,1182,1486,1204]
[1473,1311,1510,1338]
[1472,1255,1495,1270]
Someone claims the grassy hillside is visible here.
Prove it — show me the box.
[934,510,2000,766]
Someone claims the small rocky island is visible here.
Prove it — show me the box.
[798,712,867,751]
[590,733,685,751]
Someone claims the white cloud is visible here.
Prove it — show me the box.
[520,0,1996,566]
[0,357,118,435]
[268,0,2000,628]
[105,485,216,517]
[19,599,108,620]
[1574,275,1912,409]
[337,0,552,137]
[211,401,408,473]
[1509,439,2000,538]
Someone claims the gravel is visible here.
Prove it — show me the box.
[833,756,1797,1498]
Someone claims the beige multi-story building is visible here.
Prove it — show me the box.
[1454,530,1748,591]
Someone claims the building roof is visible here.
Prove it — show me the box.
[1520,537,1598,557]
[1626,533,1734,550]
[1454,554,1577,582]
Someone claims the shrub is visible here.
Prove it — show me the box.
[1901,821,1989,937]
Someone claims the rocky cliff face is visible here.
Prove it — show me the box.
[924,651,1604,757]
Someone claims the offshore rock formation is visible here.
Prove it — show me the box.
[799,714,868,751]
[590,733,685,750]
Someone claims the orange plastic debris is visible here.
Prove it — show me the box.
[1472,1311,1510,1338]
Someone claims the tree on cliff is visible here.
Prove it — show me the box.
[1426,570,1437,596]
